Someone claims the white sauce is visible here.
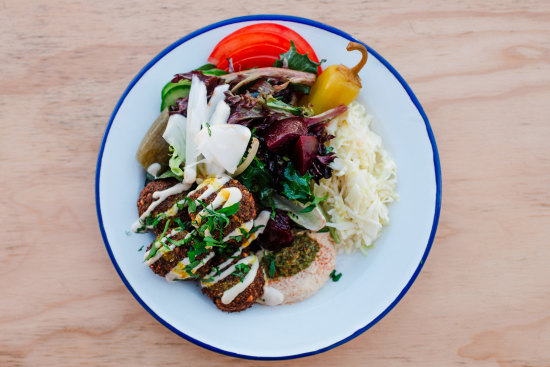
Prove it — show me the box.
[240,210,270,247]
[260,284,285,306]
[202,255,256,286]
[221,256,259,305]
[187,175,230,197]
[132,181,192,232]
[221,220,254,242]
[166,251,216,281]
[202,247,244,281]
[195,187,242,225]
[143,230,189,266]
[146,163,161,178]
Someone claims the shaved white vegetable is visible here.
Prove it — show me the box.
[209,100,230,126]
[313,101,398,254]
[162,114,187,158]
[195,124,251,174]
[184,75,207,184]
[272,194,326,231]
[206,84,229,123]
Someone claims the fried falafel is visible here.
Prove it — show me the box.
[137,178,190,234]
[201,250,265,313]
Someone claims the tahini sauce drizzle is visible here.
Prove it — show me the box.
[260,284,285,306]
[146,163,161,178]
[195,187,242,225]
[199,210,272,304]
[143,230,190,266]
[221,256,259,304]
[165,251,216,281]
[131,181,191,232]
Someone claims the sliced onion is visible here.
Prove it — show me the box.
[195,124,251,174]
[209,100,230,126]
[184,75,207,184]
[232,137,259,176]
[206,84,229,123]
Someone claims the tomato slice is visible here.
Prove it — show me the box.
[233,55,281,72]
[208,23,321,73]
[217,43,288,71]
[209,32,290,65]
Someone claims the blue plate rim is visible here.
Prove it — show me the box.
[95,14,442,360]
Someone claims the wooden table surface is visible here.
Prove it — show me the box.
[2,0,549,366]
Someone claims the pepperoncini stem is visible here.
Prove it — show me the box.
[347,42,368,76]
[301,42,369,114]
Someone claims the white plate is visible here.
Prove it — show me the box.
[96,15,441,360]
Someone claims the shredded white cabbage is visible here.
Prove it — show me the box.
[313,101,398,254]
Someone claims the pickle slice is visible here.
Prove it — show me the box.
[136,108,170,171]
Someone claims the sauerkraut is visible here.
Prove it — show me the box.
[313,101,398,254]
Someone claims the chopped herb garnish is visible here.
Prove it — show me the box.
[184,197,197,213]
[262,251,276,278]
[174,218,186,229]
[330,270,342,282]
[232,263,251,282]
[229,235,243,243]
[269,257,276,278]
[138,245,144,252]
[206,122,212,136]
[216,202,240,216]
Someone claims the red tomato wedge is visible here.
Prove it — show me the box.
[217,44,288,70]
[208,23,321,73]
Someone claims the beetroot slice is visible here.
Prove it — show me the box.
[258,210,294,251]
[264,118,307,152]
[293,135,319,176]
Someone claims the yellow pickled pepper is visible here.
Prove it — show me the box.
[304,42,368,114]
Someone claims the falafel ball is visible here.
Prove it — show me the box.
[187,178,257,239]
[144,230,217,280]
[137,178,190,235]
[201,251,265,312]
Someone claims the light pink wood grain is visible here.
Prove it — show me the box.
[1,0,549,366]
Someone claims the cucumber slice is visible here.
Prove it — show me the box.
[160,84,190,111]
[161,79,191,98]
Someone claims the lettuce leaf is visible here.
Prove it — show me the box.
[162,114,187,178]
[265,97,313,117]
[194,63,228,76]
[273,41,325,75]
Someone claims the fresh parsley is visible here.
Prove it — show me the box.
[263,251,276,278]
[330,270,342,282]
[145,219,171,261]
[232,263,251,282]
[237,158,276,208]
[281,163,314,204]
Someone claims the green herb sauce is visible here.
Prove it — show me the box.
[262,233,320,279]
